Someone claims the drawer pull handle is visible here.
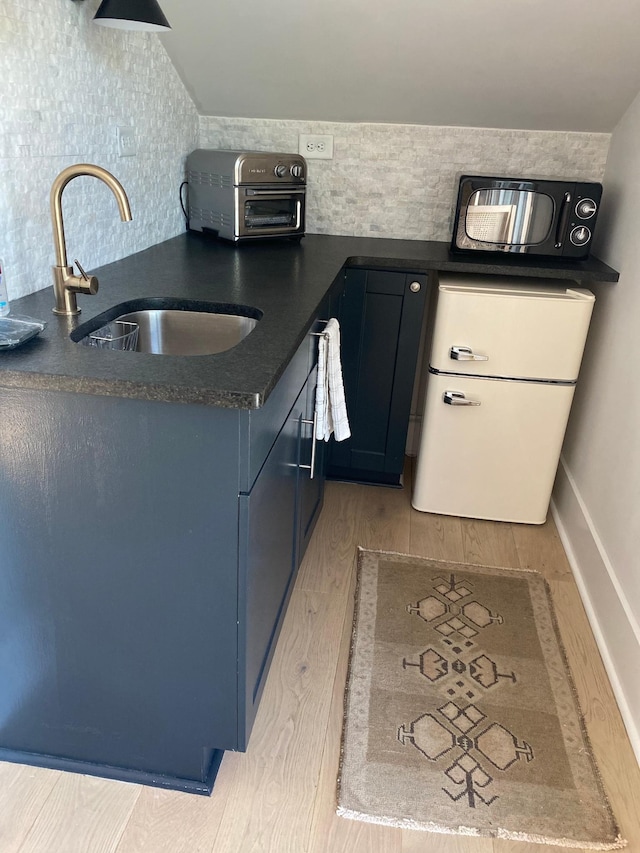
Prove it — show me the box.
[450,345,488,362]
[443,390,481,407]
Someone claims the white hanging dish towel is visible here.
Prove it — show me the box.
[315,318,351,442]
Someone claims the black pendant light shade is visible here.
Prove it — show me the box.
[93,0,171,32]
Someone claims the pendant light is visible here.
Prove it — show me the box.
[93,0,171,32]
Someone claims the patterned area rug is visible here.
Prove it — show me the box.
[337,549,626,849]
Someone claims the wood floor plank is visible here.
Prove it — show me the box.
[297,480,362,595]
[308,553,402,853]
[353,481,412,555]
[0,764,59,853]
[460,518,520,569]
[409,509,466,563]
[408,456,466,564]
[402,831,493,852]
[209,587,346,853]
[510,516,573,580]
[16,774,140,853]
[547,578,639,849]
[114,756,237,853]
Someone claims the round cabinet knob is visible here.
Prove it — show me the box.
[274,164,288,178]
[570,225,592,246]
[290,164,304,178]
[409,281,421,293]
[575,198,597,219]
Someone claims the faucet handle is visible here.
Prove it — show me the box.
[74,259,89,281]
[71,259,99,295]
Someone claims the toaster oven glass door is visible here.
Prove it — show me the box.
[237,188,305,238]
[464,189,554,246]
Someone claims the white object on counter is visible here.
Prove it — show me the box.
[0,259,9,316]
[315,318,351,442]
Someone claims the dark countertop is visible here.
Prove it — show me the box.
[0,233,619,409]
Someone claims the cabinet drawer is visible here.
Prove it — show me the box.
[239,329,313,493]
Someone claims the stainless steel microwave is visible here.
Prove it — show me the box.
[451,175,602,259]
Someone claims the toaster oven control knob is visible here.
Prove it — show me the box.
[290,164,304,178]
[575,198,597,219]
[274,164,288,178]
[570,225,591,246]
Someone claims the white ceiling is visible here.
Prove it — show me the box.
[159,0,640,133]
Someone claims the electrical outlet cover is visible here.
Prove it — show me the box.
[117,126,136,157]
[298,134,334,159]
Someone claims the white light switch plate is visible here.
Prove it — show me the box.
[117,126,136,157]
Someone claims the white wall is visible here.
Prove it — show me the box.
[0,0,198,302]
[200,116,609,242]
[552,90,640,762]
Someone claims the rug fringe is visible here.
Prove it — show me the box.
[336,806,628,849]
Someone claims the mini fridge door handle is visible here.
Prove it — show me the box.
[450,345,489,362]
[443,390,481,407]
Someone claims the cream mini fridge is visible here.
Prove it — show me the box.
[412,273,595,524]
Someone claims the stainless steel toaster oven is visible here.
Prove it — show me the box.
[186,149,306,242]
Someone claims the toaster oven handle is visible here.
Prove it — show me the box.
[555,192,572,248]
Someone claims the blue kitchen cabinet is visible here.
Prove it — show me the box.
[0,312,328,795]
[327,269,428,486]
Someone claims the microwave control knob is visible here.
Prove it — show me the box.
[576,198,597,219]
[274,164,288,178]
[570,225,591,246]
[290,164,304,178]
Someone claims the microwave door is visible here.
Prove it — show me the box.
[463,188,555,252]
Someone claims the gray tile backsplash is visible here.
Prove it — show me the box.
[200,117,610,241]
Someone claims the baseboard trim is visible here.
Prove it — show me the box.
[551,456,640,766]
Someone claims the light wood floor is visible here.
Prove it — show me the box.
[1,462,638,853]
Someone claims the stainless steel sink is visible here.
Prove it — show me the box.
[71,299,262,356]
[115,309,258,356]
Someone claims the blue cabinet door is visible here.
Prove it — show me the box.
[238,386,304,747]
[327,269,428,486]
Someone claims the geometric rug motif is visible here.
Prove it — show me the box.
[337,549,626,849]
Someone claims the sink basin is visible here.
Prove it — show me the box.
[116,309,258,356]
[72,299,262,356]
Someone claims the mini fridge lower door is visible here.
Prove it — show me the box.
[412,373,575,524]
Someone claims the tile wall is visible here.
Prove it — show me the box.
[0,0,198,301]
[200,117,610,241]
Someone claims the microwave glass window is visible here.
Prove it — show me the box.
[465,189,554,245]
[244,199,297,229]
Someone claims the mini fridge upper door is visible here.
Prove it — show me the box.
[430,274,595,381]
